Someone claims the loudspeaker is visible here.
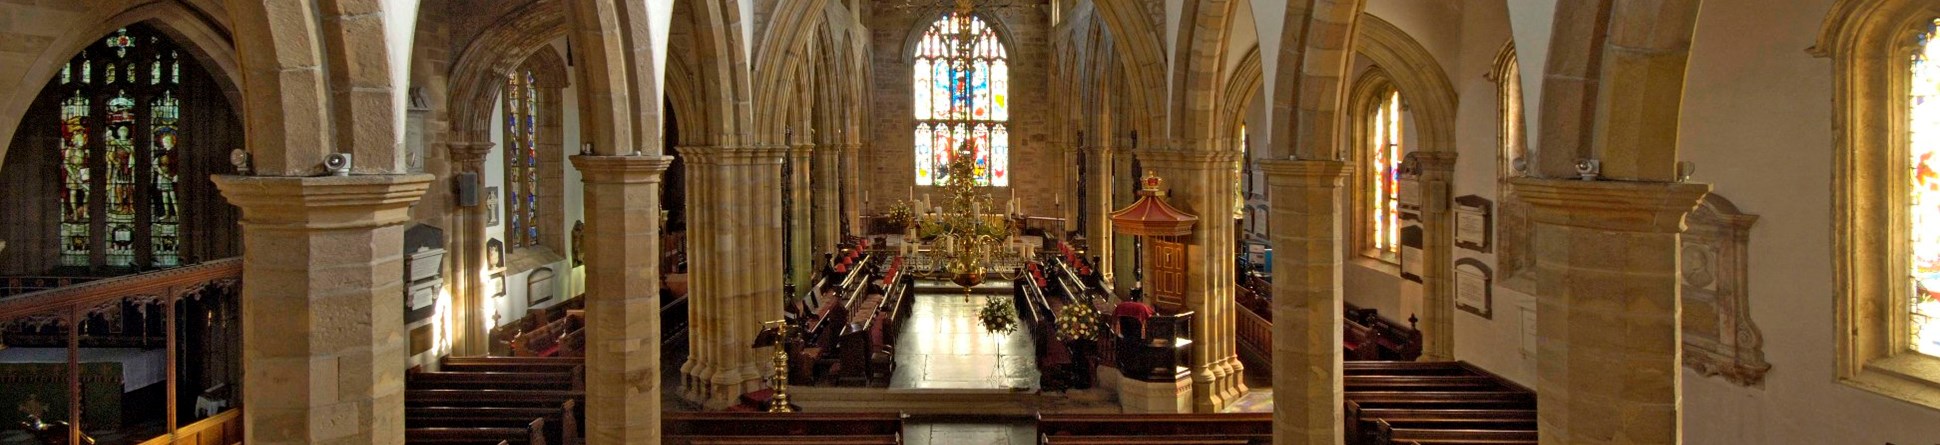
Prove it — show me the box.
[456,172,479,206]
[324,153,352,176]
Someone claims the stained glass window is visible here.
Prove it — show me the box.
[1368,90,1403,256]
[504,69,542,249]
[52,27,185,269]
[912,12,1009,186]
[1908,18,1940,356]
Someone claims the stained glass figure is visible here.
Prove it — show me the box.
[911,12,1009,186]
[503,69,543,249]
[51,26,188,269]
[1909,18,1940,356]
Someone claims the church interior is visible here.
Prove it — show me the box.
[4,0,1940,444]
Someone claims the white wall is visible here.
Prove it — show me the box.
[1674,0,1940,442]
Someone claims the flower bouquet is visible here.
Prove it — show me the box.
[978,296,1018,335]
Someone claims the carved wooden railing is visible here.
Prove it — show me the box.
[0,257,243,445]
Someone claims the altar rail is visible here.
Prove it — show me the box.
[0,257,243,445]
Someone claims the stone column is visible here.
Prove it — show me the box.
[677,145,786,408]
[1111,146,1138,291]
[841,143,863,234]
[1511,178,1707,445]
[1259,159,1347,445]
[1412,151,1457,361]
[446,142,493,356]
[788,145,815,289]
[813,145,842,255]
[1135,149,1245,413]
[213,174,433,445]
[1082,145,1115,288]
[570,155,670,444]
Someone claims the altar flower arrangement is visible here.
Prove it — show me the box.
[978,296,1018,335]
[1055,300,1102,341]
[887,201,916,230]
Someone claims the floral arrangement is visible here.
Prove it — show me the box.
[1055,300,1102,341]
[887,201,916,229]
[978,296,1018,335]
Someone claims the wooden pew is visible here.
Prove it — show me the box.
[409,370,582,391]
[1041,436,1250,445]
[1343,361,1473,376]
[405,417,546,445]
[442,356,586,374]
[1036,413,1271,444]
[1369,419,1537,445]
[662,412,903,445]
[1343,375,1503,392]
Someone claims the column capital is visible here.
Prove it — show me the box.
[448,141,495,167]
[1132,149,1242,168]
[572,155,673,184]
[1509,177,1710,233]
[1409,151,1459,174]
[1258,159,1348,188]
[212,174,433,230]
[675,145,787,165]
[789,144,815,157]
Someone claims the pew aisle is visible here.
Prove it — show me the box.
[887,280,1038,390]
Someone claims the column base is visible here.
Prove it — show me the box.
[1121,373,1195,414]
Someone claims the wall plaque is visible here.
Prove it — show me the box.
[1681,193,1769,386]
[1453,195,1493,253]
[1454,259,1492,319]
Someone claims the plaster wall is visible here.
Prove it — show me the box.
[1673,0,1940,442]
[482,38,585,337]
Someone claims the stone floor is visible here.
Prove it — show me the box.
[902,419,1038,445]
[888,284,1039,391]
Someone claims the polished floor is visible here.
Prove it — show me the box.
[903,420,1037,445]
[888,281,1040,391]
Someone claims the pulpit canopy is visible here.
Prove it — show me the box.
[1110,172,1199,237]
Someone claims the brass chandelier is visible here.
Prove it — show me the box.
[901,0,1028,296]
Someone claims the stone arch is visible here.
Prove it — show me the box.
[1089,0,1170,140]
[1169,0,1246,148]
[897,8,1024,63]
[0,2,243,171]
[673,0,753,147]
[448,0,567,144]
[1270,0,1369,160]
[1356,14,1457,153]
[1219,46,1263,144]
[1532,0,1701,180]
[749,0,831,144]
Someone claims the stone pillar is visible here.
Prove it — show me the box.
[1081,145,1115,288]
[1511,178,1708,445]
[788,145,815,289]
[571,155,670,444]
[677,145,786,408]
[1259,159,1347,445]
[1412,151,1457,361]
[446,142,493,356]
[841,143,863,234]
[813,145,842,255]
[1135,149,1245,413]
[213,174,433,445]
[1111,146,1138,292]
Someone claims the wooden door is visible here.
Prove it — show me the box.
[1148,238,1187,313]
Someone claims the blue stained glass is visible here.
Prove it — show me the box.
[911,12,1010,186]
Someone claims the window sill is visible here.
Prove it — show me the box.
[506,246,567,275]
[1350,255,1401,277]
[1845,352,1940,412]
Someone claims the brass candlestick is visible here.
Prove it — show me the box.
[765,319,796,413]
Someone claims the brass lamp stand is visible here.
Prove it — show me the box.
[762,319,796,413]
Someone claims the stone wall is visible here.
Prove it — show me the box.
[863,1,1060,218]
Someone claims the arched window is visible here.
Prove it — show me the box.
[504,68,541,249]
[1491,43,1533,286]
[1824,1,1940,409]
[54,27,187,269]
[1911,18,1940,356]
[913,12,1009,187]
[1357,85,1404,260]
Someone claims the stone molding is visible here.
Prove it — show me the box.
[447,141,496,167]
[571,155,673,184]
[675,145,788,165]
[1257,159,1348,188]
[1508,178,1710,233]
[1410,151,1458,173]
[212,174,435,230]
[1133,148,1242,168]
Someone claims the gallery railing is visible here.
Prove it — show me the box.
[0,257,243,445]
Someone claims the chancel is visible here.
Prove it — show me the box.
[1,0,1938,444]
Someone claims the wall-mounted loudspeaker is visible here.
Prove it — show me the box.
[456,172,479,207]
[324,153,353,176]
